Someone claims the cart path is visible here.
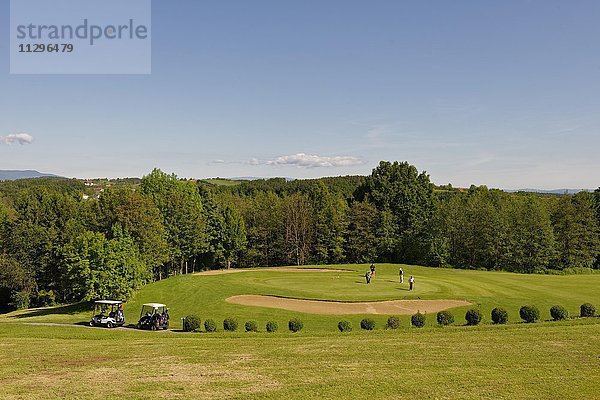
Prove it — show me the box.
[0,321,178,333]
[226,295,472,315]
[194,267,354,276]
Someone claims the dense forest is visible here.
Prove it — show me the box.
[1,161,599,310]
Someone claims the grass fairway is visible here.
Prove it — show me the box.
[1,264,599,399]
[0,320,599,399]
[3,264,598,331]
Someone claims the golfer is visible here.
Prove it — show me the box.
[409,276,415,291]
[399,268,404,283]
[365,271,372,284]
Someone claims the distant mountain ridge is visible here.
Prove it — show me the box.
[0,170,61,180]
[507,188,593,195]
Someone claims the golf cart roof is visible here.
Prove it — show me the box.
[142,303,166,308]
[94,300,122,305]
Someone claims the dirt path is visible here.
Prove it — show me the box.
[195,267,354,276]
[226,295,471,315]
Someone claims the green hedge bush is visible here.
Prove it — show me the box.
[519,306,540,323]
[386,316,401,329]
[465,309,482,326]
[245,320,258,332]
[360,318,376,330]
[580,303,596,317]
[183,315,201,332]
[411,312,425,328]
[436,311,454,326]
[338,320,352,332]
[288,318,303,333]
[204,319,216,332]
[550,305,568,321]
[491,307,509,324]
[266,321,278,333]
[223,317,238,331]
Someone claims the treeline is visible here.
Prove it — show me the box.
[1,161,599,309]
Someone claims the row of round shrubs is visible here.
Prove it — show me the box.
[183,316,304,333]
[336,303,597,331]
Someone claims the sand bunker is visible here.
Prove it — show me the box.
[226,295,471,315]
[196,268,352,276]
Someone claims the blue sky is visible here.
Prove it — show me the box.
[1,0,599,189]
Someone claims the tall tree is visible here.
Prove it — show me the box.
[141,169,208,276]
[241,191,284,267]
[221,203,247,269]
[551,193,600,269]
[60,228,149,302]
[310,182,347,264]
[359,161,434,262]
[283,193,314,266]
[98,187,169,277]
[344,201,379,263]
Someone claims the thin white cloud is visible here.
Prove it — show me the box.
[265,153,366,168]
[0,133,34,145]
[210,153,367,168]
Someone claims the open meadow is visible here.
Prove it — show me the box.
[1,264,599,399]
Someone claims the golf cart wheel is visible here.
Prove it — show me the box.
[136,323,141,329]
[89,321,94,327]
[107,321,113,329]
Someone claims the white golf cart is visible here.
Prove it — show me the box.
[136,303,170,330]
[89,300,125,328]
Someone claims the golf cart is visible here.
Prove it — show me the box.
[136,303,169,330]
[89,300,125,328]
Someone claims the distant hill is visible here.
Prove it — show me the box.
[0,170,61,181]
[507,188,593,195]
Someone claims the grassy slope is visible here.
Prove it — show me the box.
[2,264,598,332]
[0,320,598,399]
[1,264,599,399]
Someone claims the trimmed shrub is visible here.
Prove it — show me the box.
[360,318,376,331]
[338,320,352,332]
[519,305,540,323]
[183,315,201,332]
[465,308,482,326]
[36,290,56,307]
[386,316,401,329]
[491,307,509,325]
[411,312,425,328]
[245,320,259,332]
[288,318,303,333]
[266,321,278,333]
[550,305,569,321]
[580,303,596,317]
[10,291,30,310]
[204,319,217,332]
[436,310,454,326]
[223,317,238,331]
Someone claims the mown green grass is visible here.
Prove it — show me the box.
[1,264,599,399]
[3,264,598,332]
[0,320,598,399]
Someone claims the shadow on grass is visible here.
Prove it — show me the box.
[8,302,92,319]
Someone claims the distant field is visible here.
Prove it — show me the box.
[1,264,599,399]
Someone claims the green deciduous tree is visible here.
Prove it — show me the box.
[344,201,379,263]
[359,161,434,263]
[141,169,208,276]
[98,187,169,277]
[551,193,600,269]
[61,227,149,301]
